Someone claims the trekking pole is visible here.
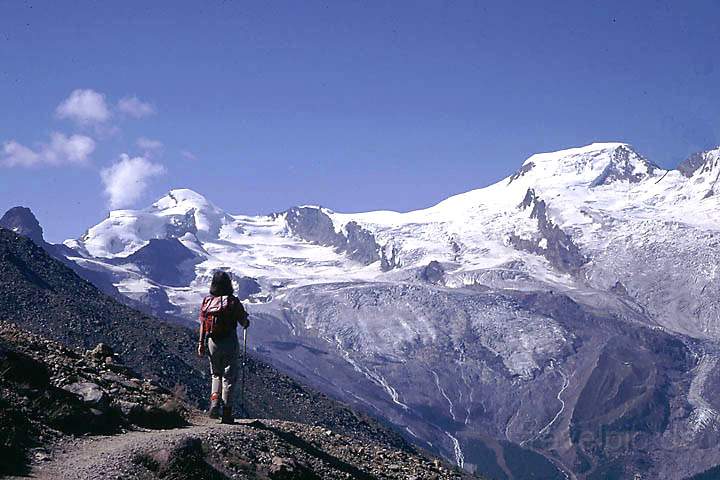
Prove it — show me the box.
[241,326,247,416]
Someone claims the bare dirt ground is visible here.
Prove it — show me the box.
[9,415,469,480]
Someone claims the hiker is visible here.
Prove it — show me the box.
[197,271,250,423]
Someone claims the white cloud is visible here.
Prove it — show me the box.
[180,150,198,161]
[2,133,95,167]
[56,89,110,124]
[117,96,156,118]
[101,154,165,209]
[2,141,40,167]
[136,137,164,152]
[46,133,96,164]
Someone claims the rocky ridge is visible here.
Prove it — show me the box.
[0,321,475,480]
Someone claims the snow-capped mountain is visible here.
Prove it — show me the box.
[50,142,720,479]
[66,143,719,336]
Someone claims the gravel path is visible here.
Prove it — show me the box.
[8,415,468,480]
[10,416,236,480]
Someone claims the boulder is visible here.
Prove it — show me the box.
[134,437,217,478]
[125,400,186,429]
[87,343,114,361]
[420,260,445,284]
[269,456,316,479]
[117,400,142,417]
[62,382,106,406]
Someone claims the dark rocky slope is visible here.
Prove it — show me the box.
[0,228,467,477]
[0,322,186,476]
[0,320,475,480]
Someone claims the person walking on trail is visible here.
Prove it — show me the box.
[197,271,250,423]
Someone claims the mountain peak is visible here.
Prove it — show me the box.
[527,142,631,161]
[153,188,214,211]
[76,188,235,258]
[522,142,637,168]
[0,206,44,245]
[512,142,658,187]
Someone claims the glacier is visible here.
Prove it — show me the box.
[53,142,720,479]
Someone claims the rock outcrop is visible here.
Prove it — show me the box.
[282,206,382,265]
[0,206,45,246]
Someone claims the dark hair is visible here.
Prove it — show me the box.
[210,270,234,296]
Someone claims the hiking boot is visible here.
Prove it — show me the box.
[221,406,234,424]
[208,404,220,419]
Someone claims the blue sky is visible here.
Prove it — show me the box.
[1,1,718,242]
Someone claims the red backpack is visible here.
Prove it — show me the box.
[200,295,243,339]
